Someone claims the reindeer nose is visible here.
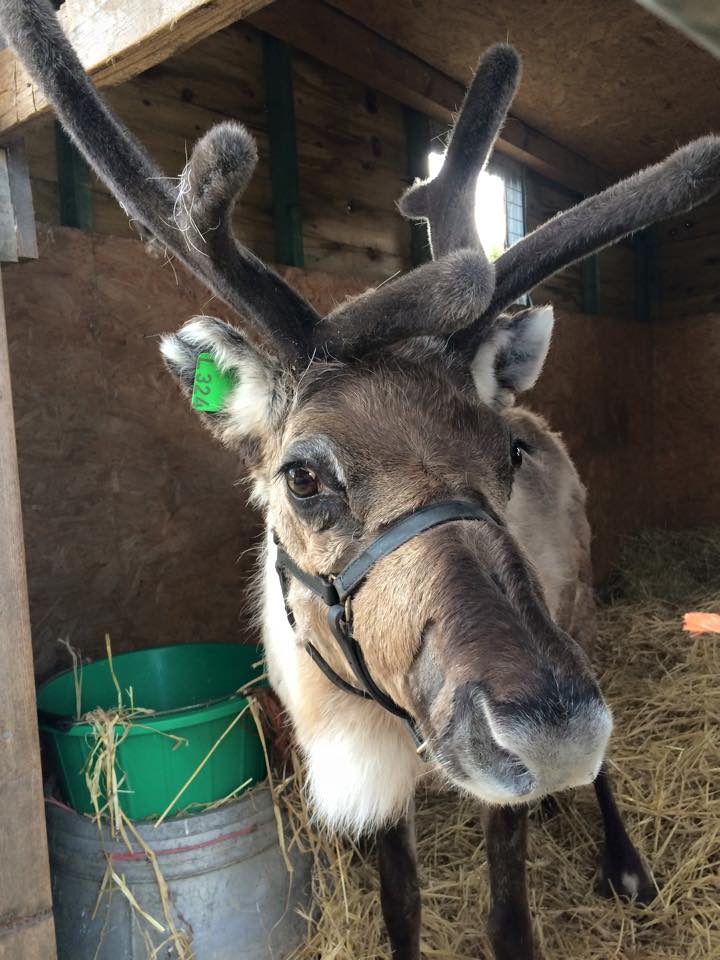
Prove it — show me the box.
[481,679,613,797]
[451,678,612,804]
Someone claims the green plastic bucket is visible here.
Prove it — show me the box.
[37,643,266,821]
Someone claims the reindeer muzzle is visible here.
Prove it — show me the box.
[274,499,500,751]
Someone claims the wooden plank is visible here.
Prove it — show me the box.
[54,122,93,231]
[0,153,17,263]
[5,143,39,260]
[262,35,304,267]
[0,0,276,135]
[250,0,609,196]
[634,0,720,58]
[0,263,56,955]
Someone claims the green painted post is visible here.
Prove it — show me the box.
[262,35,304,267]
[403,107,432,266]
[582,254,600,314]
[55,123,94,232]
[51,0,93,231]
[635,227,660,322]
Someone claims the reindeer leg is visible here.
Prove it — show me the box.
[377,803,421,960]
[594,766,656,904]
[482,804,534,960]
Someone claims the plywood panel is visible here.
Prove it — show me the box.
[3,227,368,681]
[529,310,655,580]
[652,312,720,527]
[659,195,720,319]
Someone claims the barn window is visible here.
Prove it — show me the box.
[427,151,526,261]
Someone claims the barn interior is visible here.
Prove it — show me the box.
[1,1,719,959]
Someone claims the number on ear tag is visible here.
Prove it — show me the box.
[191,353,237,412]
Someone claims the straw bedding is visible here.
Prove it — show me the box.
[284,529,720,960]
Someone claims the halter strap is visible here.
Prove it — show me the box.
[274,499,499,749]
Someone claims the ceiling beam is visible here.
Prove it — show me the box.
[251,0,610,195]
[634,0,720,59]
[0,0,276,135]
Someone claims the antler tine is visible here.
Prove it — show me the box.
[171,122,320,363]
[0,0,319,367]
[398,44,522,259]
[455,134,720,350]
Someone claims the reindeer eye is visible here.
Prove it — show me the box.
[511,441,523,468]
[286,466,319,499]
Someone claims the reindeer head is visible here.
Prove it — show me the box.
[6,1,720,823]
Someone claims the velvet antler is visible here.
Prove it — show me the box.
[313,47,521,357]
[0,0,319,367]
[398,44,521,259]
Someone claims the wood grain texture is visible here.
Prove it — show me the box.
[23,20,411,281]
[326,0,720,175]
[529,310,655,581]
[0,0,275,133]
[652,312,720,528]
[251,0,607,195]
[659,195,720,319]
[635,0,720,58]
[0,271,56,956]
[2,226,367,680]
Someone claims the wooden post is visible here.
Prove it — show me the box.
[55,123,94,232]
[582,255,601,315]
[403,107,432,265]
[635,226,660,322]
[262,34,304,267]
[0,146,56,959]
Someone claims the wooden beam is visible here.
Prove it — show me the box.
[262,35,304,267]
[250,0,610,196]
[0,153,55,957]
[0,0,276,135]
[634,0,720,59]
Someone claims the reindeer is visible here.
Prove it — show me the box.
[5,3,720,958]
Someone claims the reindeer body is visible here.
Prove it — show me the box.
[6,4,719,956]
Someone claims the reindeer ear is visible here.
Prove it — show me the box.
[470,306,554,408]
[160,316,287,450]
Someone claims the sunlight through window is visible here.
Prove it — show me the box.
[428,151,509,261]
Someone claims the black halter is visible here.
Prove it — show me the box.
[274,499,499,750]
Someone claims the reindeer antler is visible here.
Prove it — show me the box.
[398,44,521,259]
[312,46,521,357]
[0,0,319,367]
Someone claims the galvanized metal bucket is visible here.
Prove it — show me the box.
[46,786,312,959]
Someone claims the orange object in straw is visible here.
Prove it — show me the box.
[683,612,720,634]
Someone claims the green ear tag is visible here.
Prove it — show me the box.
[191,353,237,412]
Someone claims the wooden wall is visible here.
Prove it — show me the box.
[21,17,642,312]
[2,226,367,682]
[659,195,720,319]
[24,21,412,283]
